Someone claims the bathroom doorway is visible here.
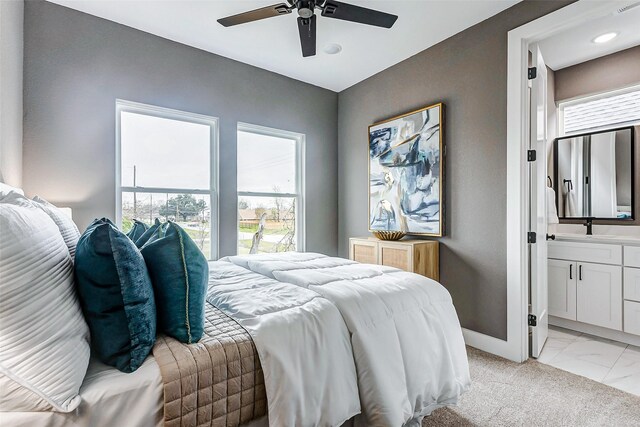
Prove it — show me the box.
[504,0,640,364]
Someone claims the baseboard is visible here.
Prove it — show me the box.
[550,316,640,346]
[462,328,522,362]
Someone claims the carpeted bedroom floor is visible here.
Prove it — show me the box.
[424,347,640,426]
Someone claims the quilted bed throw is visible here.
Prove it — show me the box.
[152,304,267,427]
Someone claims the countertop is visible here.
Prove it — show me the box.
[553,233,640,245]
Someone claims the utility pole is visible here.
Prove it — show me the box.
[133,165,137,218]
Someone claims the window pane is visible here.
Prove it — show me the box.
[237,131,296,193]
[121,111,210,189]
[122,191,211,259]
[238,195,296,255]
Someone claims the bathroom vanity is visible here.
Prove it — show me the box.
[548,234,640,346]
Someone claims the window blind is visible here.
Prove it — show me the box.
[563,88,640,134]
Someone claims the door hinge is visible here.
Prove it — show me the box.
[528,232,537,244]
[528,67,537,80]
[527,149,536,162]
[528,314,537,327]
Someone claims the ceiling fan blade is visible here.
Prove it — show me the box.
[297,15,317,57]
[218,3,291,27]
[321,1,397,28]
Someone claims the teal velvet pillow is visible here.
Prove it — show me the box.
[135,218,161,248]
[75,218,156,372]
[126,219,149,242]
[140,221,208,344]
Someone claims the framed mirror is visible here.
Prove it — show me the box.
[553,126,635,221]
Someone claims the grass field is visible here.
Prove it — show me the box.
[123,217,295,258]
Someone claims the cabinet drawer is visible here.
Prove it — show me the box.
[624,267,640,302]
[624,246,640,268]
[624,300,640,336]
[548,241,621,265]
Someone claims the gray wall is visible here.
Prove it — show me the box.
[22,0,339,257]
[555,45,640,102]
[0,0,23,187]
[337,0,571,340]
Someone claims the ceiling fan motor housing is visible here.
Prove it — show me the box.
[297,1,315,18]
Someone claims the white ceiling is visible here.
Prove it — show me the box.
[539,2,640,71]
[47,0,520,92]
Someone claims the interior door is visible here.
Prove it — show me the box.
[529,43,549,358]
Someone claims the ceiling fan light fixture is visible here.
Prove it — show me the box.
[592,32,618,44]
[323,43,343,55]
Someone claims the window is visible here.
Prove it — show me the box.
[116,100,218,259]
[559,85,640,135]
[237,123,304,255]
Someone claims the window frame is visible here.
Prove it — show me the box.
[558,83,640,136]
[236,122,306,254]
[115,99,219,259]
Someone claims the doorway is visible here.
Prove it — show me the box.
[504,0,640,364]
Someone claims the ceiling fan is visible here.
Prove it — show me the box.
[217,1,398,57]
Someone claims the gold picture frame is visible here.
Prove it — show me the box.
[368,102,444,237]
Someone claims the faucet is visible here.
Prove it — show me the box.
[584,218,593,236]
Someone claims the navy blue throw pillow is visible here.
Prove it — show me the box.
[75,218,156,372]
[126,219,149,242]
[140,221,208,344]
[135,218,161,248]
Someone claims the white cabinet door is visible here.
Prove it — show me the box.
[548,260,577,320]
[576,262,622,331]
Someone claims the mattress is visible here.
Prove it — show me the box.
[1,356,163,427]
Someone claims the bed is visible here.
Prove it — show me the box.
[2,252,469,427]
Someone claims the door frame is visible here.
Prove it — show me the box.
[504,0,623,363]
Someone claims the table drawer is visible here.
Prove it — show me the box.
[548,241,621,265]
[624,246,640,268]
[624,267,640,302]
[624,300,640,336]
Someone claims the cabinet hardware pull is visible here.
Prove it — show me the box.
[579,265,582,281]
[569,264,572,280]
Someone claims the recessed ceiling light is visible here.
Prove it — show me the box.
[592,32,618,44]
[323,43,342,55]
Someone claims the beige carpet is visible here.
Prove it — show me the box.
[424,347,640,426]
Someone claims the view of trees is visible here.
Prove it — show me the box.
[121,192,211,258]
[158,194,207,221]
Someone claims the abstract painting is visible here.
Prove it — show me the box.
[368,103,444,236]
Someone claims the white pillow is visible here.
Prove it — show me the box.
[32,196,81,259]
[0,182,24,197]
[0,193,90,412]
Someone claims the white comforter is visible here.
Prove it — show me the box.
[206,261,361,427]
[223,253,471,427]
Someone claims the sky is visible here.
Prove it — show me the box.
[121,111,297,194]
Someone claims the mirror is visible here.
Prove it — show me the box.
[554,126,634,220]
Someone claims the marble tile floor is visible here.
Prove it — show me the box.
[538,325,640,396]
